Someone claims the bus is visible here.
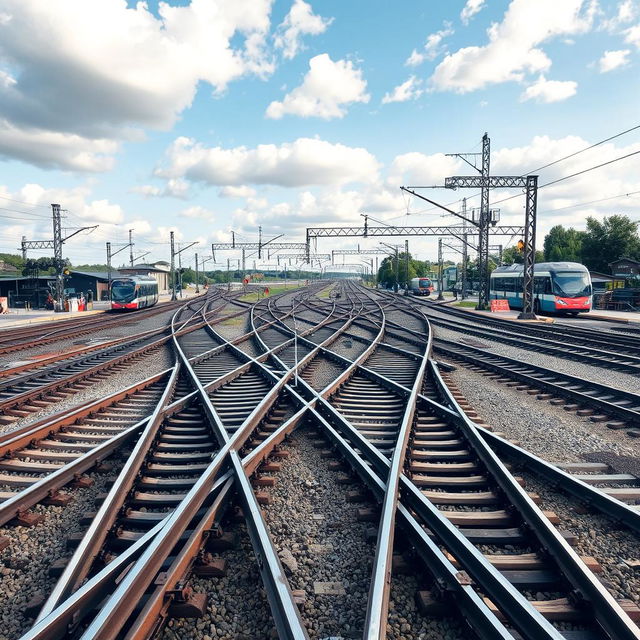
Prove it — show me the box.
[410,277,434,296]
[490,262,592,315]
[110,275,159,310]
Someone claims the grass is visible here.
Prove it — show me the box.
[219,315,244,326]
[238,283,302,302]
[454,301,477,308]
[316,285,334,298]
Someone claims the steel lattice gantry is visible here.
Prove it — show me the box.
[444,174,538,319]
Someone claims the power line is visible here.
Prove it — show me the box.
[537,190,640,215]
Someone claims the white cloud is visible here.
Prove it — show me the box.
[180,205,214,220]
[405,23,454,66]
[382,76,423,104]
[130,178,190,199]
[218,185,257,198]
[274,0,332,59]
[0,120,118,172]
[625,23,640,47]
[156,136,380,187]
[0,0,274,170]
[266,53,369,119]
[461,0,486,25]
[520,75,578,103]
[602,0,637,31]
[431,0,595,93]
[598,48,631,71]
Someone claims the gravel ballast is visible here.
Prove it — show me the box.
[0,470,116,640]
[0,345,174,435]
[433,323,640,395]
[445,365,640,461]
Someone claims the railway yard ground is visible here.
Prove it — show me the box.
[0,281,638,640]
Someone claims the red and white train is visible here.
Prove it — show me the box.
[110,275,159,310]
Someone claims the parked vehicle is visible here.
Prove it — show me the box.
[409,277,434,296]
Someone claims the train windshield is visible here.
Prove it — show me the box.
[111,280,136,302]
[552,272,591,298]
[419,278,431,288]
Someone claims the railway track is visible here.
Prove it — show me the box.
[0,298,189,356]
[432,336,640,436]
[416,301,640,375]
[3,282,640,640]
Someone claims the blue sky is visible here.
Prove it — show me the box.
[0,0,638,269]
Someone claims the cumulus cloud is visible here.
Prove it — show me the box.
[382,76,423,104]
[598,49,631,71]
[602,0,637,31]
[625,23,640,47]
[156,136,380,188]
[520,75,578,103]
[0,0,274,170]
[274,0,332,59]
[461,0,486,25]
[405,23,454,66]
[130,178,190,199]
[266,53,369,119]
[430,0,595,93]
[180,205,214,220]
[218,185,257,198]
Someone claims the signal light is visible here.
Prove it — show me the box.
[516,240,525,252]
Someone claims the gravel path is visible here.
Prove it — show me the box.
[433,324,640,395]
[0,470,116,640]
[0,346,174,435]
[445,365,640,461]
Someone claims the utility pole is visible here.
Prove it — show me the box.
[242,248,246,271]
[404,239,409,294]
[170,231,176,301]
[129,229,134,267]
[478,132,490,310]
[51,204,64,309]
[437,238,444,301]
[258,225,262,259]
[462,198,468,300]
[106,242,112,303]
[21,236,27,261]
[195,252,199,294]
[177,250,183,298]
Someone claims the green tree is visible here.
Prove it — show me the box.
[501,246,545,265]
[581,215,640,272]
[543,226,584,262]
[0,253,25,270]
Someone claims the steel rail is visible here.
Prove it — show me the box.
[85,288,351,638]
[76,293,341,639]
[363,300,431,638]
[432,336,640,425]
[475,422,640,534]
[424,310,640,374]
[427,359,640,640]
[37,361,181,619]
[254,285,558,639]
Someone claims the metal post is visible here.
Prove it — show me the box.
[462,198,468,300]
[437,238,444,301]
[518,175,538,319]
[106,242,112,304]
[242,248,246,271]
[394,247,399,293]
[51,204,64,310]
[195,252,199,294]
[375,256,379,287]
[129,229,134,267]
[170,231,176,301]
[477,133,490,310]
[227,257,230,292]
[404,239,409,294]
[258,225,262,259]
[177,250,183,299]
[21,236,27,261]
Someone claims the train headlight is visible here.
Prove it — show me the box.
[555,297,568,306]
